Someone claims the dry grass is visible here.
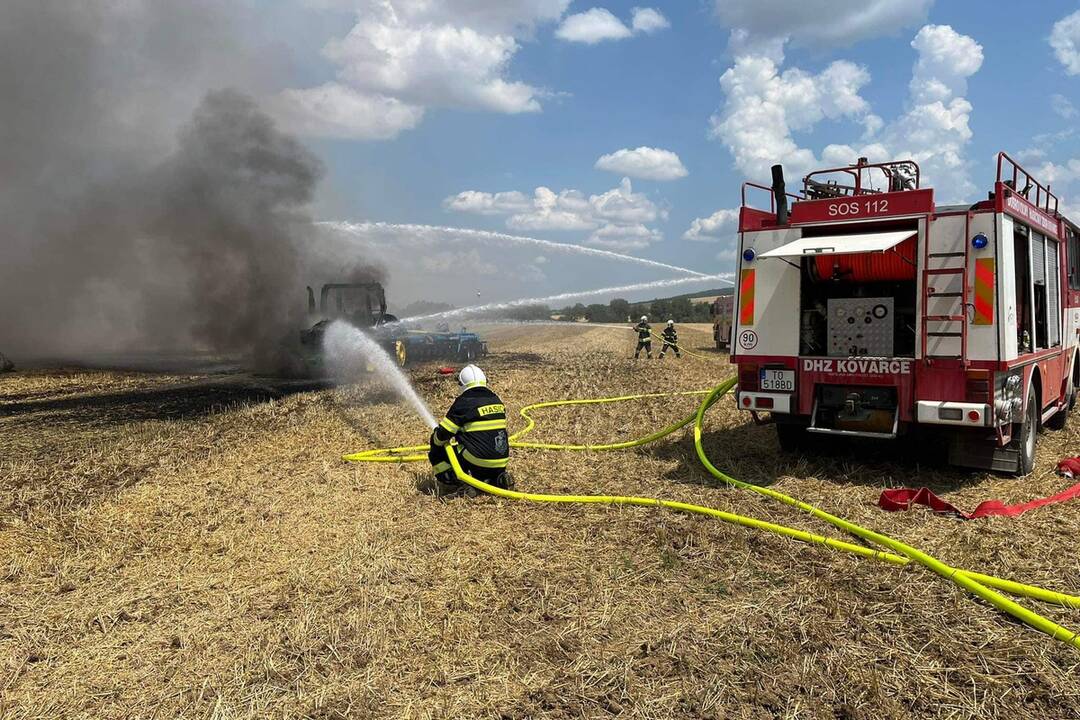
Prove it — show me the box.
[2,323,1080,719]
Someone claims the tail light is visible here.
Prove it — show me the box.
[739,364,759,391]
[965,370,991,402]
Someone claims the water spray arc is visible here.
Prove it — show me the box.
[323,320,437,430]
[318,221,710,278]
[402,274,734,323]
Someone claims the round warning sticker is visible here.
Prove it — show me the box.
[739,329,758,350]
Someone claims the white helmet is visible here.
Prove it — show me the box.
[640,315,648,322]
[459,364,487,388]
[667,319,674,326]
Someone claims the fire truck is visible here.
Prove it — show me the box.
[710,294,734,352]
[731,153,1080,474]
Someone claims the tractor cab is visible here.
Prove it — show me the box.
[307,282,398,327]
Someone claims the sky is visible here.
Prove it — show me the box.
[132,1,1080,308]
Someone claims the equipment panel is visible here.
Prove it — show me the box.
[828,297,894,357]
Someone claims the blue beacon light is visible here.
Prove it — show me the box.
[971,233,988,249]
[743,248,756,262]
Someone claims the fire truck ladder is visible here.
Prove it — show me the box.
[921,212,972,365]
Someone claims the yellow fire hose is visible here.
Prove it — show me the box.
[343,378,1080,649]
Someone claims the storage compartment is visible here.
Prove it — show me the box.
[811,384,899,436]
[798,237,917,357]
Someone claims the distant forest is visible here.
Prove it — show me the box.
[504,293,727,324]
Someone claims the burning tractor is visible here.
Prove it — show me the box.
[731,153,1080,475]
[297,282,486,374]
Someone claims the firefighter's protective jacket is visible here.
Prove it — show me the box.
[662,325,678,344]
[635,322,651,342]
[430,385,509,471]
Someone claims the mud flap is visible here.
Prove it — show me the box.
[947,431,1020,473]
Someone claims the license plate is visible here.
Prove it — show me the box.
[760,369,794,392]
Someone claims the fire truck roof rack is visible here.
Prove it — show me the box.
[996,151,1058,215]
[740,181,804,214]
[802,158,920,200]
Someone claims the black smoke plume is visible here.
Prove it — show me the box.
[0,1,356,369]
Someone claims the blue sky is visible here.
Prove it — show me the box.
[264,0,1080,308]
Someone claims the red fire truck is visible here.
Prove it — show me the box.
[731,153,1080,474]
[710,294,733,351]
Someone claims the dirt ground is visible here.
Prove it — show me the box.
[2,323,1080,719]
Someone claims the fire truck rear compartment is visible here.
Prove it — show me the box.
[794,227,916,438]
[798,250,917,358]
[810,385,899,436]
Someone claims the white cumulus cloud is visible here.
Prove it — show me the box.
[714,0,932,50]
[708,53,873,180]
[588,223,661,250]
[556,6,668,44]
[884,25,983,200]
[275,1,566,140]
[1051,10,1080,75]
[445,177,667,250]
[270,83,425,140]
[631,7,670,34]
[595,146,687,181]
[1052,93,1077,119]
[907,23,982,104]
[556,8,631,43]
[508,187,598,231]
[683,208,739,242]
[442,190,532,215]
[708,24,984,203]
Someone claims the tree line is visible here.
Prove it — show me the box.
[501,296,716,324]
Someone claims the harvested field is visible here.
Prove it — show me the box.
[2,323,1079,719]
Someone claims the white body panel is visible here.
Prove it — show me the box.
[760,230,915,258]
[966,213,999,362]
[733,228,801,356]
[916,401,991,427]
[998,214,1019,361]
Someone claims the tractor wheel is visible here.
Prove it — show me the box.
[395,340,408,367]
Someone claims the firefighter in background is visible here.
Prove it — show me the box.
[633,315,652,359]
[659,320,681,359]
[427,364,513,496]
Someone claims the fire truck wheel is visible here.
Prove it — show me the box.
[1046,375,1074,430]
[775,421,809,453]
[1015,394,1038,476]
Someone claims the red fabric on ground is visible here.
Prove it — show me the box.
[879,461,1080,519]
[1057,456,1080,478]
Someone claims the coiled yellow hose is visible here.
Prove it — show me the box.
[344,378,1080,648]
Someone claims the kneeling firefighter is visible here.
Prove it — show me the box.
[428,364,513,495]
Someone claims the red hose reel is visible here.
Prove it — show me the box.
[812,237,917,282]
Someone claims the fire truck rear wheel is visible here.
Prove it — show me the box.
[1015,394,1038,476]
[1046,374,1075,430]
[775,421,809,452]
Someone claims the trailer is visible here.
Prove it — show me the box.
[731,154,1080,474]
